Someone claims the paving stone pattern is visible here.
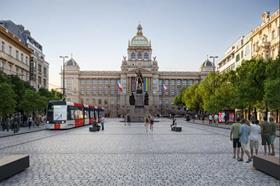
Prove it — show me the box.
[0,118,279,186]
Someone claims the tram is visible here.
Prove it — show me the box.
[46,100,103,129]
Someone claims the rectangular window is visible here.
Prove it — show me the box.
[43,79,46,87]
[235,53,240,62]
[38,76,41,84]
[21,53,24,62]
[16,50,19,59]
[38,64,42,74]
[43,67,47,77]
[80,79,86,84]
[1,41,4,52]
[9,46,12,55]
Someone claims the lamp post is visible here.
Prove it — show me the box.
[60,55,68,98]
[209,56,218,73]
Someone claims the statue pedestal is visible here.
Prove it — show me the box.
[129,92,145,122]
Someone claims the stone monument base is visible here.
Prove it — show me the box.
[129,92,148,122]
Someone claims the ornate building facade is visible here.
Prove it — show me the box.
[63,25,212,117]
[218,10,280,73]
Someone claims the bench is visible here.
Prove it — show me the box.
[253,155,280,180]
[0,154,29,181]
[171,126,182,132]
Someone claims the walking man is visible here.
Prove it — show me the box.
[230,118,241,159]
[269,117,277,156]
[214,113,219,127]
[100,116,105,130]
[149,115,154,132]
[239,119,252,163]
[28,115,32,129]
[144,116,149,133]
[209,114,213,125]
[250,120,261,157]
[261,116,271,155]
[127,114,131,126]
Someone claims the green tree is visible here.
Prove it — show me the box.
[235,59,266,119]
[264,58,280,122]
[20,90,47,115]
[0,82,16,118]
[197,72,220,112]
[182,84,203,111]
[174,87,187,106]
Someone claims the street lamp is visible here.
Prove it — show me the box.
[60,55,68,98]
[209,56,218,73]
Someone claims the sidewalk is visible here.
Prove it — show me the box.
[188,119,280,137]
[0,125,45,138]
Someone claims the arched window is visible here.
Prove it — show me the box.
[137,52,142,59]
[144,52,149,60]
[131,52,135,60]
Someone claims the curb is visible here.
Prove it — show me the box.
[0,128,45,138]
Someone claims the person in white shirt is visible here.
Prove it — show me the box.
[250,120,261,157]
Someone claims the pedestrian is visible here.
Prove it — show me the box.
[269,117,277,156]
[144,116,149,133]
[224,113,229,124]
[28,115,33,129]
[100,116,105,130]
[201,113,205,123]
[239,119,252,163]
[0,117,4,131]
[127,114,131,126]
[170,116,176,129]
[214,113,219,127]
[209,114,213,125]
[149,115,154,132]
[260,116,271,155]
[124,114,127,126]
[6,116,11,132]
[230,118,241,160]
[249,120,261,157]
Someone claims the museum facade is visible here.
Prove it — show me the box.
[63,25,213,117]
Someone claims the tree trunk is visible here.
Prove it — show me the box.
[265,106,268,121]
[254,107,257,122]
[248,107,251,121]
[276,109,279,123]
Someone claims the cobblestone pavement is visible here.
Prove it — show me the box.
[0,118,279,186]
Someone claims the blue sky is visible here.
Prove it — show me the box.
[0,0,278,89]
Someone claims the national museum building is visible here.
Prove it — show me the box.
[63,25,213,117]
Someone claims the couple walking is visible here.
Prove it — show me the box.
[144,115,154,133]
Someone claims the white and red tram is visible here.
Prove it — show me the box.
[46,100,102,129]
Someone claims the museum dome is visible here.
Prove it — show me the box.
[65,58,79,67]
[130,24,149,46]
[201,59,213,67]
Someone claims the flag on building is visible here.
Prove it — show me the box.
[117,81,123,92]
[144,77,149,92]
[163,84,167,91]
